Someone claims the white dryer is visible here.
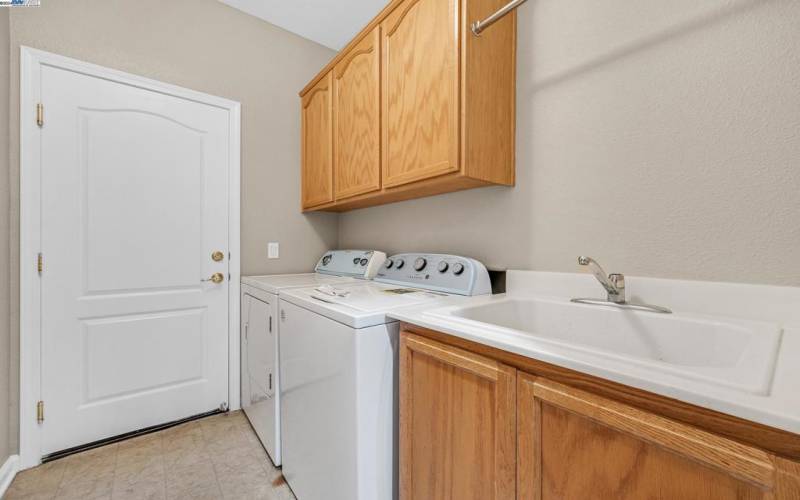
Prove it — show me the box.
[240,250,386,466]
[279,254,491,500]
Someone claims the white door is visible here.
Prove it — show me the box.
[39,62,232,454]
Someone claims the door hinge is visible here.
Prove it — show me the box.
[37,253,43,274]
[269,316,272,333]
[269,373,272,391]
[36,401,44,423]
[36,103,44,127]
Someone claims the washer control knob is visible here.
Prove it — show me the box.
[395,259,405,269]
[385,259,394,269]
[322,255,332,266]
[414,257,427,271]
[353,257,361,265]
[360,258,368,266]
[452,263,465,275]
[437,261,449,273]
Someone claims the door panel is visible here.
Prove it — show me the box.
[400,332,515,500]
[382,0,460,188]
[302,72,334,208]
[334,27,381,199]
[82,309,206,402]
[518,374,780,500]
[81,109,203,293]
[40,63,230,454]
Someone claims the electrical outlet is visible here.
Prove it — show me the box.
[268,242,280,259]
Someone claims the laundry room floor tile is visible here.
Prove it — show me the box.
[5,411,295,500]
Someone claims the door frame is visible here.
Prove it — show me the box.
[19,46,242,469]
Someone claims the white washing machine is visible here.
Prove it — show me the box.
[240,250,386,466]
[279,254,491,500]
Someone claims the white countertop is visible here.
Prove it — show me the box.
[388,271,800,434]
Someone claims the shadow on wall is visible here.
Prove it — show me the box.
[339,0,800,286]
[526,0,771,92]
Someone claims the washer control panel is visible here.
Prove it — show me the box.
[375,253,491,296]
[315,250,387,279]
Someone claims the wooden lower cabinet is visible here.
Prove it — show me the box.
[400,333,516,500]
[517,373,798,500]
[399,329,800,500]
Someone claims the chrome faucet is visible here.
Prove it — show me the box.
[571,256,672,314]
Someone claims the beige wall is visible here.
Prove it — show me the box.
[1,7,10,465]
[339,0,800,286]
[4,0,338,454]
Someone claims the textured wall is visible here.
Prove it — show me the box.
[0,7,10,466]
[339,0,800,286]
[5,0,338,454]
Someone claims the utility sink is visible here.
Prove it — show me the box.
[425,297,783,395]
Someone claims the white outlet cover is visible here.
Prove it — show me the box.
[268,242,280,259]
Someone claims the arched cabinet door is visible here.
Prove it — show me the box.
[301,72,334,209]
[333,27,381,200]
[517,374,800,500]
[381,0,460,189]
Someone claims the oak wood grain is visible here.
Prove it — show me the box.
[518,373,791,499]
[400,332,516,500]
[300,72,334,208]
[299,0,407,97]
[381,0,460,188]
[300,0,518,212]
[333,27,381,200]
[462,0,516,185]
[401,323,800,461]
[303,171,490,212]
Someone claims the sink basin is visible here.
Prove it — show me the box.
[425,297,783,395]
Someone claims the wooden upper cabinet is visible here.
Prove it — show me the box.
[301,72,334,209]
[381,0,460,188]
[299,0,516,211]
[400,332,516,500]
[333,28,381,200]
[517,373,800,500]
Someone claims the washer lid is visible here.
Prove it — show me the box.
[280,282,450,329]
[241,273,355,294]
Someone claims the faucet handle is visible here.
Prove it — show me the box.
[609,273,625,290]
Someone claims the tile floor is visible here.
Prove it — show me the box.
[5,411,296,500]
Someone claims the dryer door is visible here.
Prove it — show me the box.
[242,293,278,463]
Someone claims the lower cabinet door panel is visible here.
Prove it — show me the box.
[400,332,516,500]
[517,373,795,500]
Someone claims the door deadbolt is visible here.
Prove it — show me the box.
[202,272,225,284]
[211,251,225,262]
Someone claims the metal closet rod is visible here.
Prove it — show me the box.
[471,0,529,36]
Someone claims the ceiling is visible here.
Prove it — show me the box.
[219,0,390,51]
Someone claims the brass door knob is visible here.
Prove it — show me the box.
[202,272,225,284]
[211,251,225,262]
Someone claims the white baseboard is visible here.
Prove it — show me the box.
[0,454,21,498]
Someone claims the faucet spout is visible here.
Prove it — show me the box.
[573,256,672,313]
[577,256,624,303]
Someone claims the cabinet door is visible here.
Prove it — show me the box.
[400,332,515,500]
[301,72,334,208]
[518,374,799,499]
[333,28,381,200]
[381,0,460,188]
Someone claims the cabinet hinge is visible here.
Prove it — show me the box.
[269,316,272,333]
[36,401,44,423]
[269,373,272,391]
[36,103,44,127]
[37,253,43,274]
